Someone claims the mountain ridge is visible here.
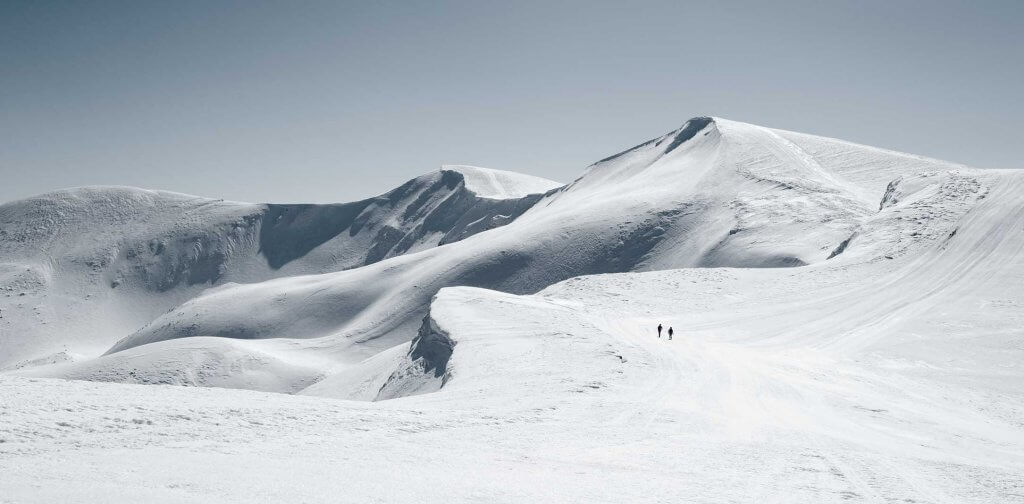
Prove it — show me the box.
[1,116,1006,396]
[0,166,560,364]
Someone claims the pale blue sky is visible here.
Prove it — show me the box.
[1,0,1021,204]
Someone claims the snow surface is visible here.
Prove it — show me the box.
[1,117,1022,502]
[442,164,562,199]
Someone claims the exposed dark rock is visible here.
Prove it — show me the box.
[827,233,856,260]
[408,315,456,379]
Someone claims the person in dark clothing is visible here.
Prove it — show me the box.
[657,323,663,338]
[668,327,674,340]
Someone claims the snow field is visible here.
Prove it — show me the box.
[1,117,1022,502]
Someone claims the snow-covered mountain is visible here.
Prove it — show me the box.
[2,117,1022,502]
[19,116,972,390]
[0,166,559,365]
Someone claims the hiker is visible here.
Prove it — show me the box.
[668,327,674,340]
[657,323,663,338]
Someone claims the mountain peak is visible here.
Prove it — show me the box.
[664,116,716,154]
[595,116,718,165]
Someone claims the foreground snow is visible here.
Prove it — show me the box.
[3,269,1020,502]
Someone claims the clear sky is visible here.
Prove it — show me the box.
[1,0,1021,204]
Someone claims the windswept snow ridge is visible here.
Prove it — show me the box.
[443,164,561,199]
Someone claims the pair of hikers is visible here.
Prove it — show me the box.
[657,323,673,340]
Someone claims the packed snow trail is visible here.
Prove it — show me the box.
[592,316,1021,503]
[339,272,1023,502]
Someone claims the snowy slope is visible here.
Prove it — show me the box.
[0,168,559,365]
[4,165,1023,500]
[2,116,1022,502]
[74,117,973,392]
[443,164,562,199]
